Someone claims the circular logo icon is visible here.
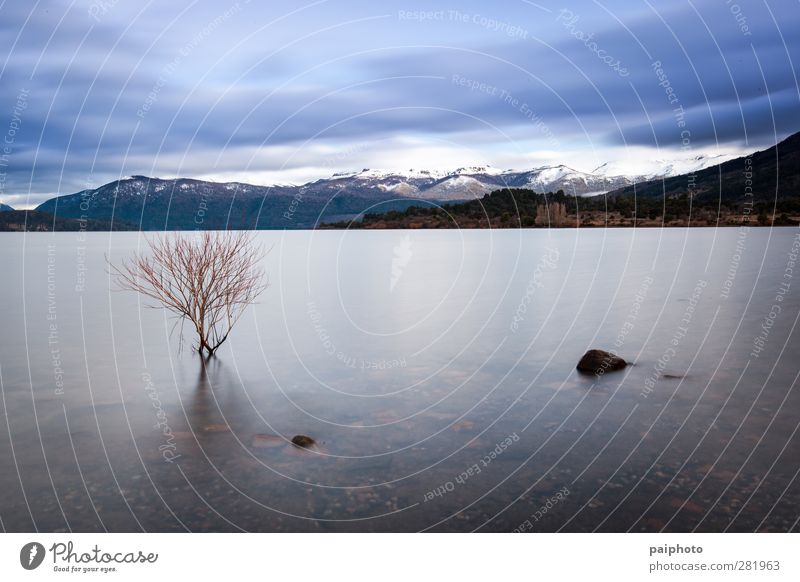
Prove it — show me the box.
[20,542,46,570]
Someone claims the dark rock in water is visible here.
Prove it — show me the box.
[291,435,315,448]
[576,350,627,375]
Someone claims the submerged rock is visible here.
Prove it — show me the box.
[202,424,230,433]
[576,350,627,375]
[291,435,315,448]
[251,434,285,448]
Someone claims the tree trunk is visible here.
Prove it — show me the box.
[198,336,215,356]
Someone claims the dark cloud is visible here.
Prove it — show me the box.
[0,0,798,205]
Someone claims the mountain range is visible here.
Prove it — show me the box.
[2,132,796,230]
[607,131,800,203]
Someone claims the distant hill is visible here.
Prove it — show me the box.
[35,175,422,230]
[605,132,800,202]
[31,154,733,231]
[326,186,798,229]
[28,132,800,230]
[0,202,14,212]
[0,210,136,232]
[322,132,800,229]
[314,165,639,200]
[33,169,642,230]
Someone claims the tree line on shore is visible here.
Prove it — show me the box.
[335,188,799,229]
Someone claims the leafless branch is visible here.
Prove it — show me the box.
[110,231,268,356]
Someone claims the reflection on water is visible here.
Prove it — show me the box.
[0,227,798,532]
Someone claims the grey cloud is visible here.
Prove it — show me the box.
[0,0,798,205]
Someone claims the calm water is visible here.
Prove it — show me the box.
[0,227,798,532]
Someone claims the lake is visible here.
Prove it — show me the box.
[0,227,798,532]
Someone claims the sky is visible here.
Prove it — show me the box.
[0,0,798,208]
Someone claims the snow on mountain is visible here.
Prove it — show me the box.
[332,168,448,181]
[377,182,422,196]
[501,165,634,197]
[45,153,739,218]
[448,165,504,176]
[526,165,574,185]
[315,163,636,200]
[116,155,730,205]
[420,175,496,201]
[591,153,738,181]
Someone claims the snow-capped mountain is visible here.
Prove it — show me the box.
[298,163,637,201]
[501,165,635,197]
[301,155,735,201]
[591,153,739,181]
[311,164,641,200]
[33,151,743,228]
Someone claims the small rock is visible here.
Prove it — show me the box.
[291,435,315,448]
[202,424,230,432]
[576,349,627,375]
[451,420,474,432]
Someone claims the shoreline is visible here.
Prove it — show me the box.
[2,224,798,234]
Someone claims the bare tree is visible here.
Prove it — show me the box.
[111,231,268,356]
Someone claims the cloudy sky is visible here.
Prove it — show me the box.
[0,0,798,207]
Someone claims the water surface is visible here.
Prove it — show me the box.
[0,227,798,532]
